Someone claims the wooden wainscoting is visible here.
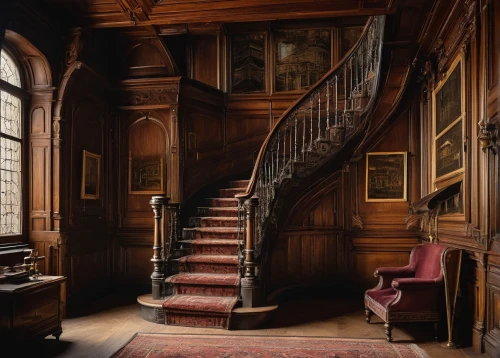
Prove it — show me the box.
[350,235,418,288]
[269,230,352,292]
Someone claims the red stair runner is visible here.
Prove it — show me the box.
[163,179,248,329]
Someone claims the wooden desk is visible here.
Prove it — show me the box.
[0,275,66,342]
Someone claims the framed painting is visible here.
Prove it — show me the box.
[128,155,164,194]
[274,29,331,92]
[432,54,465,183]
[230,33,266,93]
[366,152,407,202]
[81,150,100,200]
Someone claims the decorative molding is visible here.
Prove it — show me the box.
[123,89,172,106]
[388,311,441,322]
[432,1,477,78]
[469,251,486,269]
[416,59,434,84]
[404,213,421,230]
[352,212,364,230]
[465,223,489,248]
[65,27,83,69]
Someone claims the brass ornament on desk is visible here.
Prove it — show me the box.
[0,249,45,284]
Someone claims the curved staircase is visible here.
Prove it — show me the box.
[139,14,411,329]
[162,180,248,329]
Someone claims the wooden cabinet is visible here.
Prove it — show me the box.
[0,276,66,342]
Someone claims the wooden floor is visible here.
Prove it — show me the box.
[23,290,484,358]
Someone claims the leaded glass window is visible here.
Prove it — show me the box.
[0,49,22,235]
[1,50,21,87]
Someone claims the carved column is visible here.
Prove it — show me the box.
[241,197,261,308]
[150,195,169,300]
[472,252,486,353]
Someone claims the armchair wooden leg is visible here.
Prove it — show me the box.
[364,308,372,323]
[384,323,393,342]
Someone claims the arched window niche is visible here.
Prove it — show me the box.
[1,30,53,243]
[0,48,24,236]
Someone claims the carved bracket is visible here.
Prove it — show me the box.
[352,212,364,230]
[404,213,421,230]
[465,223,489,249]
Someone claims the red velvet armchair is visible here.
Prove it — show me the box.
[364,243,447,342]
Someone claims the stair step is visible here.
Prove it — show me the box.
[189,216,238,228]
[206,198,239,207]
[187,239,239,255]
[228,180,249,188]
[164,294,238,313]
[177,255,239,274]
[184,227,239,240]
[166,273,240,296]
[163,295,238,329]
[167,273,240,286]
[196,207,239,217]
[218,188,246,198]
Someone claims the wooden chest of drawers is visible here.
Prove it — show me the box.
[0,276,66,342]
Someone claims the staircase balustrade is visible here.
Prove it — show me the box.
[235,16,385,307]
[149,196,181,299]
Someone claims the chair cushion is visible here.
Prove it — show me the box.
[365,288,397,309]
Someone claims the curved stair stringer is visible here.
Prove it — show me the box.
[255,45,418,300]
[352,45,417,157]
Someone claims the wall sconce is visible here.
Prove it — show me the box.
[478,122,498,154]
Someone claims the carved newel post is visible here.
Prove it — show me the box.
[241,197,261,308]
[150,195,169,300]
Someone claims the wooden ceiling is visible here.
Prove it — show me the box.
[46,0,398,29]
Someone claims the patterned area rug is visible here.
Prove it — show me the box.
[111,333,430,358]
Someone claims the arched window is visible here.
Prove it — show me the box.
[0,49,23,235]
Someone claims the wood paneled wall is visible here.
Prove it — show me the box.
[269,172,353,294]
[407,0,500,353]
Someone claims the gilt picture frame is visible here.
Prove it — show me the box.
[366,152,407,202]
[432,54,465,185]
[128,155,164,194]
[81,150,101,200]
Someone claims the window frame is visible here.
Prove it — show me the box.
[0,46,29,243]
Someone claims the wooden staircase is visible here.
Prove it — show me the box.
[162,180,248,329]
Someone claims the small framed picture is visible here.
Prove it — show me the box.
[81,150,101,200]
[128,155,164,194]
[366,152,407,202]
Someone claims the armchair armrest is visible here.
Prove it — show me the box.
[373,266,415,290]
[375,266,414,278]
[391,277,441,289]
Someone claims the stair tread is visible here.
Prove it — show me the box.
[178,255,239,264]
[193,216,238,220]
[185,227,239,232]
[163,294,238,314]
[219,188,245,193]
[197,207,238,211]
[166,273,240,286]
[186,239,239,245]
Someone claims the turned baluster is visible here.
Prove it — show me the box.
[150,195,169,300]
[241,197,260,307]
